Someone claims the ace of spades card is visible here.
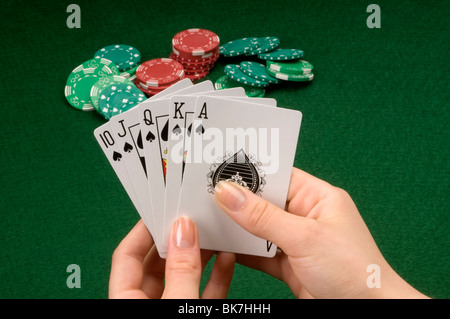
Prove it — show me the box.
[177,96,302,257]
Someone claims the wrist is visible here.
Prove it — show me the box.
[368,262,429,299]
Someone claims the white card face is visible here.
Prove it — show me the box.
[93,122,155,238]
[107,109,161,248]
[165,95,199,232]
[221,96,277,107]
[192,87,246,97]
[177,96,302,257]
[136,82,215,257]
[137,97,169,251]
[163,92,276,251]
[94,79,195,255]
[104,80,205,251]
[162,88,265,253]
[164,95,218,250]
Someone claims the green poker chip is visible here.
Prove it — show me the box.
[219,37,260,57]
[94,44,141,71]
[267,59,314,75]
[98,83,147,119]
[239,61,279,84]
[90,75,134,112]
[258,48,304,61]
[64,59,118,111]
[214,75,265,97]
[246,36,280,56]
[266,67,314,82]
[119,63,140,79]
[80,58,119,75]
[224,64,270,88]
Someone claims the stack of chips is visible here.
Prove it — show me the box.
[265,59,314,82]
[169,28,220,82]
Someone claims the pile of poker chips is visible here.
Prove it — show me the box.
[169,28,220,82]
[91,75,147,120]
[65,30,222,119]
[216,36,314,96]
[65,44,147,119]
[65,57,120,111]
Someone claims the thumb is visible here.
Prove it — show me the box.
[214,181,315,255]
[162,216,202,299]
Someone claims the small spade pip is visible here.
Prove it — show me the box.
[123,142,133,153]
[112,151,122,161]
[172,124,182,135]
[146,131,155,142]
[196,124,205,135]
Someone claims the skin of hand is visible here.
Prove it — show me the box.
[214,168,428,299]
[108,216,235,299]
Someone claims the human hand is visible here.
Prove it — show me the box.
[109,216,235,299]
[214,168,427,299]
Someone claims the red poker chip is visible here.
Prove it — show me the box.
[182,60,216,69]
[134,78,176,97]
[184,69,210,75]
[136,58,185,87]
[136,83,165,96]
[171,53,218,68]
[170,50,220,63]
[185,70,209,81]
[136,85,154,96]
[136,79,171,91]
[173,49,219,62]
[183,66,213,74]
[172,29,220,56]
[172,47,219,61]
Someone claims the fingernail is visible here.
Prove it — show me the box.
[174,215,196,248]
[215,181,246,211]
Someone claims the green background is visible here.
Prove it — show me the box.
[0,0,449,299]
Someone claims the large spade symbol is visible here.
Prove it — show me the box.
[212,149,260,193]
[136,131,143,150]
[186,123,193,137]
[161,120,169,142]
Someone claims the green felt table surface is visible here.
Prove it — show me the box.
[0,0,449,299]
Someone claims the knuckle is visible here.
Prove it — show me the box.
[166,253,201,276]
[335,186,351,198]
[330,186,352,202]
[246,200,275,234]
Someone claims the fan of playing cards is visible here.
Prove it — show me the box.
[94,78,302,258]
